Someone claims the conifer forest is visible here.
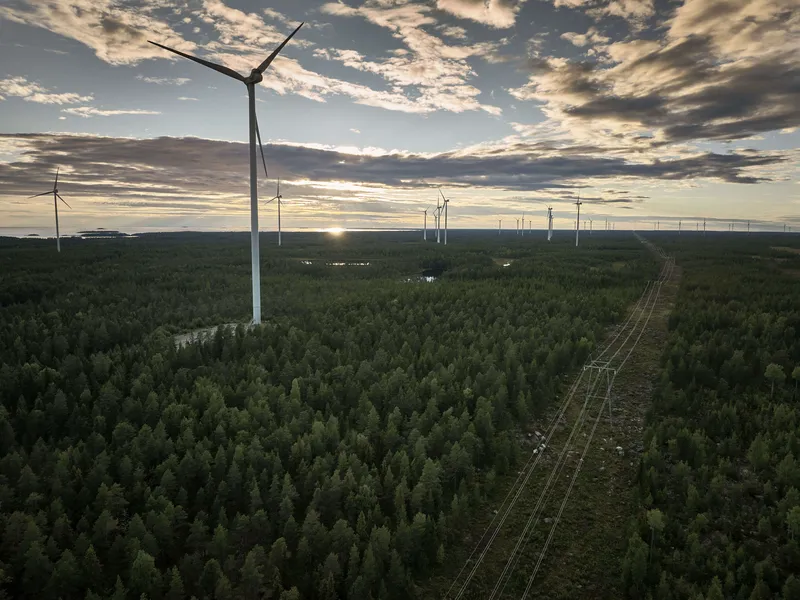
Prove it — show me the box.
[0,231,798,600]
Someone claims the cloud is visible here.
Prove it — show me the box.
[0,0,196,65]
[318,1,503,114]
[0,77,93,105]
[438,25,469,39]
[350,128,361,134]
[435,0,526,28]
[0,133,786,213]
[61,107,162,118]
[509,0,800,147]
[136,75,191,85]
[177,97,199,101]
[560,27,609,47]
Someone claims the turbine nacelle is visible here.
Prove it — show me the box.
[245,69,264,85]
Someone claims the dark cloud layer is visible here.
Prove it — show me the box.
[0,134,786,211]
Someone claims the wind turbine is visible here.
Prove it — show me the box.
[678,219,681,235]
[498,219,502,235]
[747,220,750,234]
[439,188,450,245]
[574,191,582,247]
[423,208,430,241]
[28,167,70,253]
[435,193,442,243]
[149,22,304,325]
[589,219,593,235]
[547,206,553,242]
[265,179,284,246]
[521,212,525,237]
[704,218,706,236]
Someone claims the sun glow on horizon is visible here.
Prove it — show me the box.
[324,227,346,236]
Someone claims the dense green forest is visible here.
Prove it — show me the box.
[0,232,655,599]
[623,236,800,600]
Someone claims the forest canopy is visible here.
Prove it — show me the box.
[0,232,657,599]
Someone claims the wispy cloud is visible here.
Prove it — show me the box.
[0,0,196,65]
[318,1,504,114]
[177,96,199,101]
[0,76,93,104]
[435,0,528,28]
[350,128,361,134]
[136,74,191,85]
[61,107,162,118]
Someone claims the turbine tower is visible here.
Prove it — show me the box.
[574,192,582,247]
[149,22,305,325]
[498,219,501,235]
[547,206,553,242]
[266,179,283,246]
[439,188,450,245]
[521,212,525,237]
[423,208,429,241]
[678,219,681,235]
[28,167,70,253]
[435,193,442,243]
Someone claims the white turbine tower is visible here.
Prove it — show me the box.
[678,219,681,235]
[498,219,502,235]
[574,192,582,247]
[266,179,284,246]
[516,218,520,235]
[435,193,442,243]
[439,188,450,245]
[149,23,304,325]
[28,167,70,253]
[423,208,429,241]
[521,212,525,237]
[547,206,553,242]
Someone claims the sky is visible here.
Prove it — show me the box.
[0,0,798,235]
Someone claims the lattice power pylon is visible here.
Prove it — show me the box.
[583,358,617,426]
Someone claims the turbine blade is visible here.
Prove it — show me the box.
[56,193,71,209]
[256,22,304,74]
[28,191,52,199]
[266,197,277,204]
[277,178,280,197]
[439,188,446,202]
[254,112,269,178]
[54,167,59,189]
[147,41,246,82]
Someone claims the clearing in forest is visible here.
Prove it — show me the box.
[424,242,680,600]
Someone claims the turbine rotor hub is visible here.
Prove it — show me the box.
[246,69,264,84]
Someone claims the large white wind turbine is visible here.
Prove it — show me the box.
[28,167,71,253]
[547,206,553,241]
[266,179,284,246]
[435,194,442,243]
[423,207,430,241]
[439,188,450,245]
[149,23,304,325]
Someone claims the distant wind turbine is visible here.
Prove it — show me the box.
[148,22,305,325]
[521,212,525,237]
[423,208,430,241]
[516,218,520,235]
[498,219,502,235]
[547,206,553,242]
[28,167,70,253]
[575,191,582,247]
[265,179,284,246]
